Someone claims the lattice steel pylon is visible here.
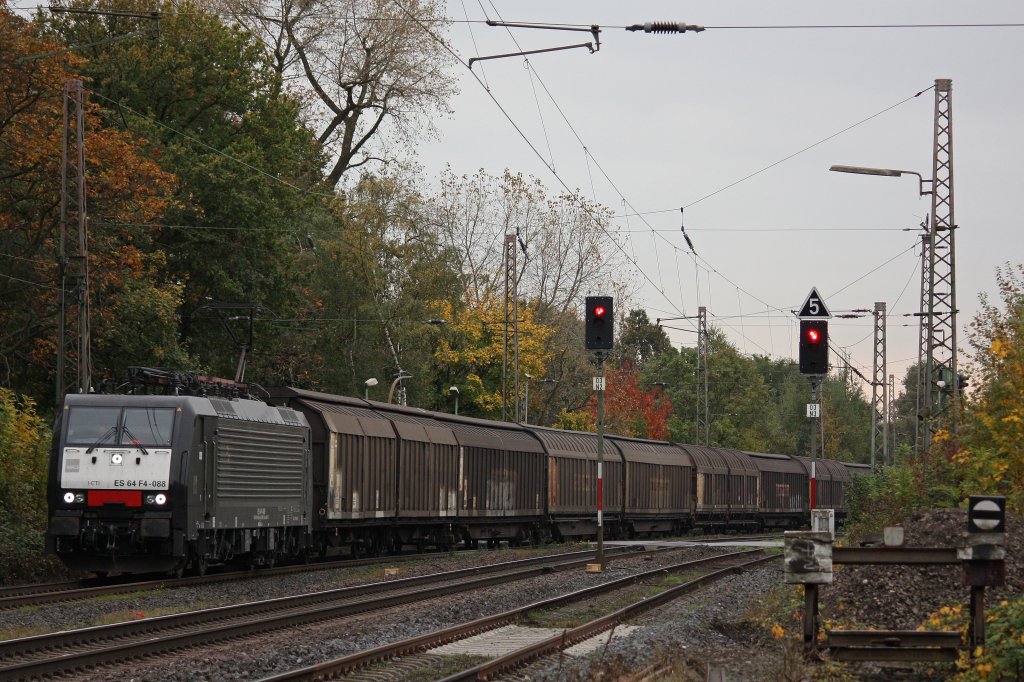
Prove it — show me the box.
[502,233,520,422]
[696,306,709,445]
[871,302,887,468]
[889,373,896,464]
[57,79,92,402]
[914,215,931,455]
[921,78,958,455]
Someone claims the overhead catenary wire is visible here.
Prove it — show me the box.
[28,8,1023,30]
[38,3,934,368]
[64,4,928,344]
[388,0,693,329]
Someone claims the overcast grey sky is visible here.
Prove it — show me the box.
[416,1,1023,388]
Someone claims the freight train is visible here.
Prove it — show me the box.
[46,373,869,576]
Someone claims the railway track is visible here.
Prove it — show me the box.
[0,533,781,612]
[0,546,642,680]
[0,549,504,612]
[256,548,779,681]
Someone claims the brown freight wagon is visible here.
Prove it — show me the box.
[267,388,399,555]
[793,456,856,517]
[745,451,808,529]
[527,426,625,540]
[678,445,759,530]
[373,406,460,550]
[609,436,694,537]
[436,414,546,547]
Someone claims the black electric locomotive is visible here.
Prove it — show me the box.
[46,392,310,575]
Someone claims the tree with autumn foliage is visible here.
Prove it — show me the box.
[558,362,672,440]
[953,262,1024,510]
[0,3,180,405]
[431,294,554,420]
[0,388,61,581]
[45,0,328,381]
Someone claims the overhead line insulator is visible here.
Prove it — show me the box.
[626,21,705,34]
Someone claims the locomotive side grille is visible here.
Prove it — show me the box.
[216,423,306,499]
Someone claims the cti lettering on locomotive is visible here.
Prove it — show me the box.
[46,367,870,577]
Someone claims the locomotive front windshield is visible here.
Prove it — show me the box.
[66,406,175,447]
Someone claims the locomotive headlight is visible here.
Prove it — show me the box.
[63,491,76,504]
[154,493,167,505]
[75,493,85,503]
[110,453,124,465]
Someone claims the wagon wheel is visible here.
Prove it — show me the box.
[368,533,382,557]
[195,557,208,577]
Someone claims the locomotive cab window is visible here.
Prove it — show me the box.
[65,407,122,445]
[65,406,175,447]
[121,408,174,446]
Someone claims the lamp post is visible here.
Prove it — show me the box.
[364,377,378,400]
[828,165,930,196]
[523,373,532,424]
[538,378,559,423]
[387,370,412,404]
[829,163,941,459]
[449,386,459,415]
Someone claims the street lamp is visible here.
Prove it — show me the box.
[828,165,932,197]
[449,386,459,415]
[830,162,939,460]
[523,373,532,424]
[364,377,378,400]
[387,370,413,405]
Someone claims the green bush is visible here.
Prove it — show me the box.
[845,460,960,541]
[952,597,1024,680]
[0,390,65,583]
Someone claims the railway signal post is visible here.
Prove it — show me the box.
[585,296,614,570]
[798,288,831,510]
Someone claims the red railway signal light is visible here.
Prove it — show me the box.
[585,296,614,351]
[799,320,828,375]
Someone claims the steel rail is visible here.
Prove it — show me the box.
[257,549,775,681]
[0,548,520,611]
[443,552,780,680]
[0,547,638,679]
